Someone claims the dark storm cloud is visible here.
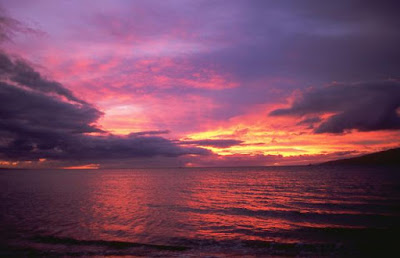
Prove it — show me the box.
[0,52,208,163]
[270,81,400,133]
[0,81,102,134]
[0,52,85,104]
[180,139,243,148]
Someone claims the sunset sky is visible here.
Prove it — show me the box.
[0,0,399,168]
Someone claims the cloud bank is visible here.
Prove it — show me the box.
[270,81,400,133]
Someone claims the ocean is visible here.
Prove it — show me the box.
[0,166,399,257]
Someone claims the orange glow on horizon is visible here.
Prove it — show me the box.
[62,164,100,170]
[183,103,400,162]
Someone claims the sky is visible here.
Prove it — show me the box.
[0,0,399,168]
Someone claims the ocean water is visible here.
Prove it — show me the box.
[0,166,399,257]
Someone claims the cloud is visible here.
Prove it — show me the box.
[270,80,400,133]
[0,81,102,134]
[0,52,86,104]
[180,139,243,148]
[0,51,208,165]
[0,7,37,41]
[296,116,322,129]
[128,130,170,137]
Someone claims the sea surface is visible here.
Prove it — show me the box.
[0,166,399,257]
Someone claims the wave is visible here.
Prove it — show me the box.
[0,235,190,257]
[179,206,400,227]
[1,230,398,257]
[31,235,189,251]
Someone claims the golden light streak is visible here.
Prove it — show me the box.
[62,164,100,169]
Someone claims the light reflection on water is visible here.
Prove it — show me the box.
[0,166,399,256]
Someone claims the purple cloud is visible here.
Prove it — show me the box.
[270,81,400,133]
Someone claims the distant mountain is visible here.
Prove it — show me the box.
[321,148,400,166]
